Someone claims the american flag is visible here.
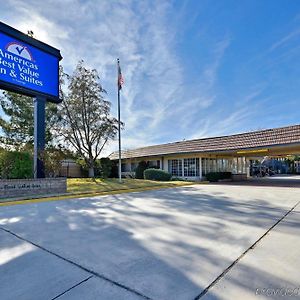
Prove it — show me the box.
[118,62,124,90]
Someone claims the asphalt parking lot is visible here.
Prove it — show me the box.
[0,184,299,300]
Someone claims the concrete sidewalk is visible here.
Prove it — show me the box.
[0,229,144,300]
[0,185,299,300]
[202,207,300,300]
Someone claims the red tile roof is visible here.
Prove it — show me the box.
[109,124,300,159]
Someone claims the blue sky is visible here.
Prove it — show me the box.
[1,0,300,156]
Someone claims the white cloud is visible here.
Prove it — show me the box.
[270,29,300,52]
[0,1,231,156]
[188,87,269,140]
[203,37,231,89]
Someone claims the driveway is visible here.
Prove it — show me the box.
[0,184,299,300]
[216,174,300,188]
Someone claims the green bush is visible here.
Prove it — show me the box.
[206,172,232,182]
[44,148,66,177]
[99,157,112,178]
[135,161,149,179]
[0,151,33,179]
[109,161,119,178]
[144,168,172,181]
[76,158,89,177]
[219,172,232,179]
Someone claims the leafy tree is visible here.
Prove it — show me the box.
[0,91,59,148]
[0,150,33,179]
[56,61,120,177]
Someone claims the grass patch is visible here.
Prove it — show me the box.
[67,178,193,194]
[0,178,198,207]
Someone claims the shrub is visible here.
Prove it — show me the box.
[206,172,232,182]
[219,172,232,179]
[144,168,172,181]
[44,148,66,177]
[0,151,33,179]
[99,157,112,178]
[109,161,119,178]
[76,158,89,177]
[205,172,219,182]
[135,161,149,179]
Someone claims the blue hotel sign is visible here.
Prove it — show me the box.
[0,22,62,102]
[0,21,62,179]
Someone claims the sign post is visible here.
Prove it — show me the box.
[33,96,46,178]
[0,22,62,178]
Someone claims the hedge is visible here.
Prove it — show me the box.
[144,168,172,181]
[0,151,33,179]
[99,157,112,178]
[206,172,232,182]
[135,161,149,179]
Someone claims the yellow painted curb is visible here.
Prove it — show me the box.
[0,182,204,207]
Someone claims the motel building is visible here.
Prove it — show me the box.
[109,124,300,181]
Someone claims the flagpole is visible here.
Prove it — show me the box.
[117,58,122,183]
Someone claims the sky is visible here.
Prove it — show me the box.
[1,0,300,156]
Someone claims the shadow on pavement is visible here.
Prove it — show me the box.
[0,185,299,300]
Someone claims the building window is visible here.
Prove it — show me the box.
[183,158,199,177]
[157,160,160,168]
[149,160,159,168]
[131,163,138,171]
[168,159,182,176]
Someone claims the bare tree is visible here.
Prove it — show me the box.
[57,61,120,177]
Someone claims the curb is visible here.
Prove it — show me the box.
[0,182,203,207]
